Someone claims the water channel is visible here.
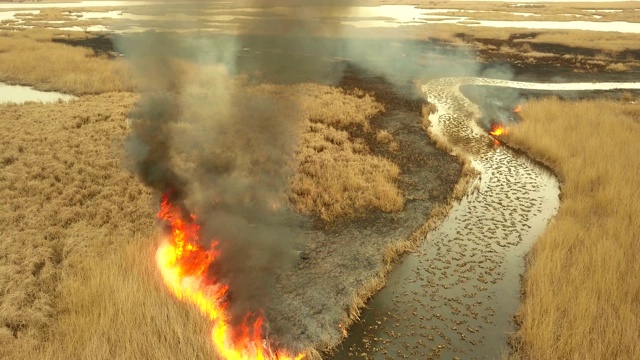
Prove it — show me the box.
[329,78,640,359]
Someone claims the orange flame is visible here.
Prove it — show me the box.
[155,194,304,360]
[338,324,347,337]
[514,104,522,113]
[489,123,506,137]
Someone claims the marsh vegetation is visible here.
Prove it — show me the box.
[1,2,639,359]
[507,96,640,359]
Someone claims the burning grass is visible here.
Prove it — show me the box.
[0,76,413,358]
[506,97,640,359]
[155,195,304,360]
[30,231,220,360]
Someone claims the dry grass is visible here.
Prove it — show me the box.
[291,121,403,221]
[255,83,384,130]
[347,22,640,74]
[519,30,640,54]
[0,93,183,358]
[380,0,640,20]
[506,97,640,359]
[283,84,402,221]
[375,129,399,151]
[426,4,640,23]
[375,129,393,143]
[349,22,639,69]
[0,29,134,95]
[621,94,640,124]
[198,81,400,221]
[32,234,219,360]
[0,78,409,358]
[604,62,630,72]
[15,8,75,22]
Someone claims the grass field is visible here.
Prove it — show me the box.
[506,96,640,359]
[285,84,404,221]
[0,29,134,95]
[2,6,639,79]
[0,71,405,358]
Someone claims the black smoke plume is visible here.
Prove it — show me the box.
[117,0,506,346]
[117,0,356,339]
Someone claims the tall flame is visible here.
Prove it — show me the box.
[155,194,304,360]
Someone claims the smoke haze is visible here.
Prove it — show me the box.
[118,0,512,345]
[117,0,359,335]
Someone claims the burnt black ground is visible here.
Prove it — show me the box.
[53,34,117,58]
[61,32,464,353]
[55,32,640,83]
[264,66,462,353]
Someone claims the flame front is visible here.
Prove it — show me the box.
[489,123,506,137]
[155,194,303,360]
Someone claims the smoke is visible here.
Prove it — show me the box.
[342,36,481,96]
[460,65,522,129]
[117,0,359,336]
[117,0,513,343]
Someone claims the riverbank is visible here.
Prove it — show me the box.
[505,97,640,359]
[0,69,464,358]
[328,77,562,359]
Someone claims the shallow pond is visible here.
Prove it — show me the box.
[0,83,75,104]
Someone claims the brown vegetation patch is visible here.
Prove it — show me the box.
[506,97,640,359]
[254,83,384,129]
[0,93,161,358]
[0,75,433,358]
[347,21,640,74]
[258,83,404,221]
[291,121,403,221]
[0,29,134,95]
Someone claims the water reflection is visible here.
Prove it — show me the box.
[4,4,640,33]
[0,1,149,10]
[0,83,75,104]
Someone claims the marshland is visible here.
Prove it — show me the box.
[1,1,639,359]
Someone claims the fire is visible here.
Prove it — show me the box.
[338,324,347,337]
[514,104,522,113]
[155,194,304,360]
[489,123,506,137]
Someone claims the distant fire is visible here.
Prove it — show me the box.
[156,193,303,360]
[489,123,506,137]
[514,104,522,113]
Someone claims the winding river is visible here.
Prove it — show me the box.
[330,78,640,359]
